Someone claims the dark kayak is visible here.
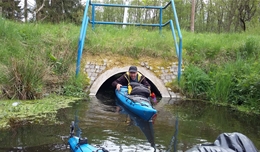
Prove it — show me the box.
[186,132,259,152]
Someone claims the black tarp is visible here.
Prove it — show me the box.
[130,82,150,98]
[186,132,259,152]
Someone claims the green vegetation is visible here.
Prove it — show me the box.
[3,0,259,33]
[0,19,90,128]
[0,18,177,99]
[86,25,177,58]
[0,19,88,100]
[0,96,80,129]
[1,17,260,130]
[179,30,260,114]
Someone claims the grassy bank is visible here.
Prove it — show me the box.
[0,19,88,99]
[179,31,260,114]
[0,19,92,128]
[1,19,260,115]
[0,19,180,100]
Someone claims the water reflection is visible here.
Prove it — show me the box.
[116,100,155,148]
[0,97,259,152]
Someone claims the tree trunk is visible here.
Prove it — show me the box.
[35,0,45,21]
[123,0,129,28]
[240,18,246,31]
[190,0,196,32]
[206,0,212,32]
[24,0,27,22]
[0,0,2,18]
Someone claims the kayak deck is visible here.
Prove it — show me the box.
[115,86,157,121]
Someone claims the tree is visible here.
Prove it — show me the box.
[237,0,257,31]
[190,0,195,32]
[24,0,27,22]
[0,0,2,18]
[33,0,83,23]
[1,0,22,20]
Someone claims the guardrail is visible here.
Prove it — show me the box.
[76,0,182,82]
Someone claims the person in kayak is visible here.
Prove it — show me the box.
[112,66,151,94]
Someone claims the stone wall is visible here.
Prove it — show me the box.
[84,60,183,99]
[139,61,182,98]
[85,61,107,84]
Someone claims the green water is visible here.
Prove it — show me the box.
[0,97,259,152]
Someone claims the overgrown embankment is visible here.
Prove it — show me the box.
[1,19,260,115]
[179,31,260,114]
[0,19,88,128]
[0,19,179,100]
[0,19,88,99]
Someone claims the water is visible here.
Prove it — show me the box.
[0,97,259,152]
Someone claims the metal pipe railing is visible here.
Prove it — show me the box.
[76,0,90,76]
[76,0,182,82]
[170,0,183,82]
[89,2,162,9]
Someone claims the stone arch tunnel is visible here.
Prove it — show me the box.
[88,66,174,99]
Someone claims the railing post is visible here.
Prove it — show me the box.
[159,8,162,34]
[170,0,182,83]
[169,20,179,58]
[76,0,182,82]
[76,0,90,76]
[178,43,182,83]
[92,5,95,30]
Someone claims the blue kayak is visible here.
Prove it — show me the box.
[68,122,108,152]
[115,86,157,121]
[68,137,107,152]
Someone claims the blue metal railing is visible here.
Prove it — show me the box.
[76,0,182,82]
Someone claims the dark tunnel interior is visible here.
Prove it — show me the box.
[96,72,162,105]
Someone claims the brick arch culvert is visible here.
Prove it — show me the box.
[89,66,171,98]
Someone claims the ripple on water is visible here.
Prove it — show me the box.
[1,98,259,151]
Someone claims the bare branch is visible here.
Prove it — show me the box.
[35,0,45,14]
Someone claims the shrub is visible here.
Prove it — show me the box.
[238,37,259,59]
[208,66,234,103]
[229,59,260,110]
[1,57,46,100]
[63,72,89,98]
[180,65,211,99]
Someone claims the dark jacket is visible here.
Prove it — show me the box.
[112,72,150,89]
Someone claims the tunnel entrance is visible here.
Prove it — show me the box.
[89,66,171,98]
[96,72,162,105]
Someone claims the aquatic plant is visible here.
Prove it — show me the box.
[0,96,79,129]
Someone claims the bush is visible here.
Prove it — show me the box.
[228,59,260,110]
[0,19,87,100]
[1,57,46,100]
[63,72,90,98]
[180,65,211,99]
[238,37,259,59]
[208,64,235,103]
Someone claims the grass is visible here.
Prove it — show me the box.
[178,28,260,114]
[1,18,260,114]
[85,25,178,58]
[182,31,260,66]
[0,19,86,99]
